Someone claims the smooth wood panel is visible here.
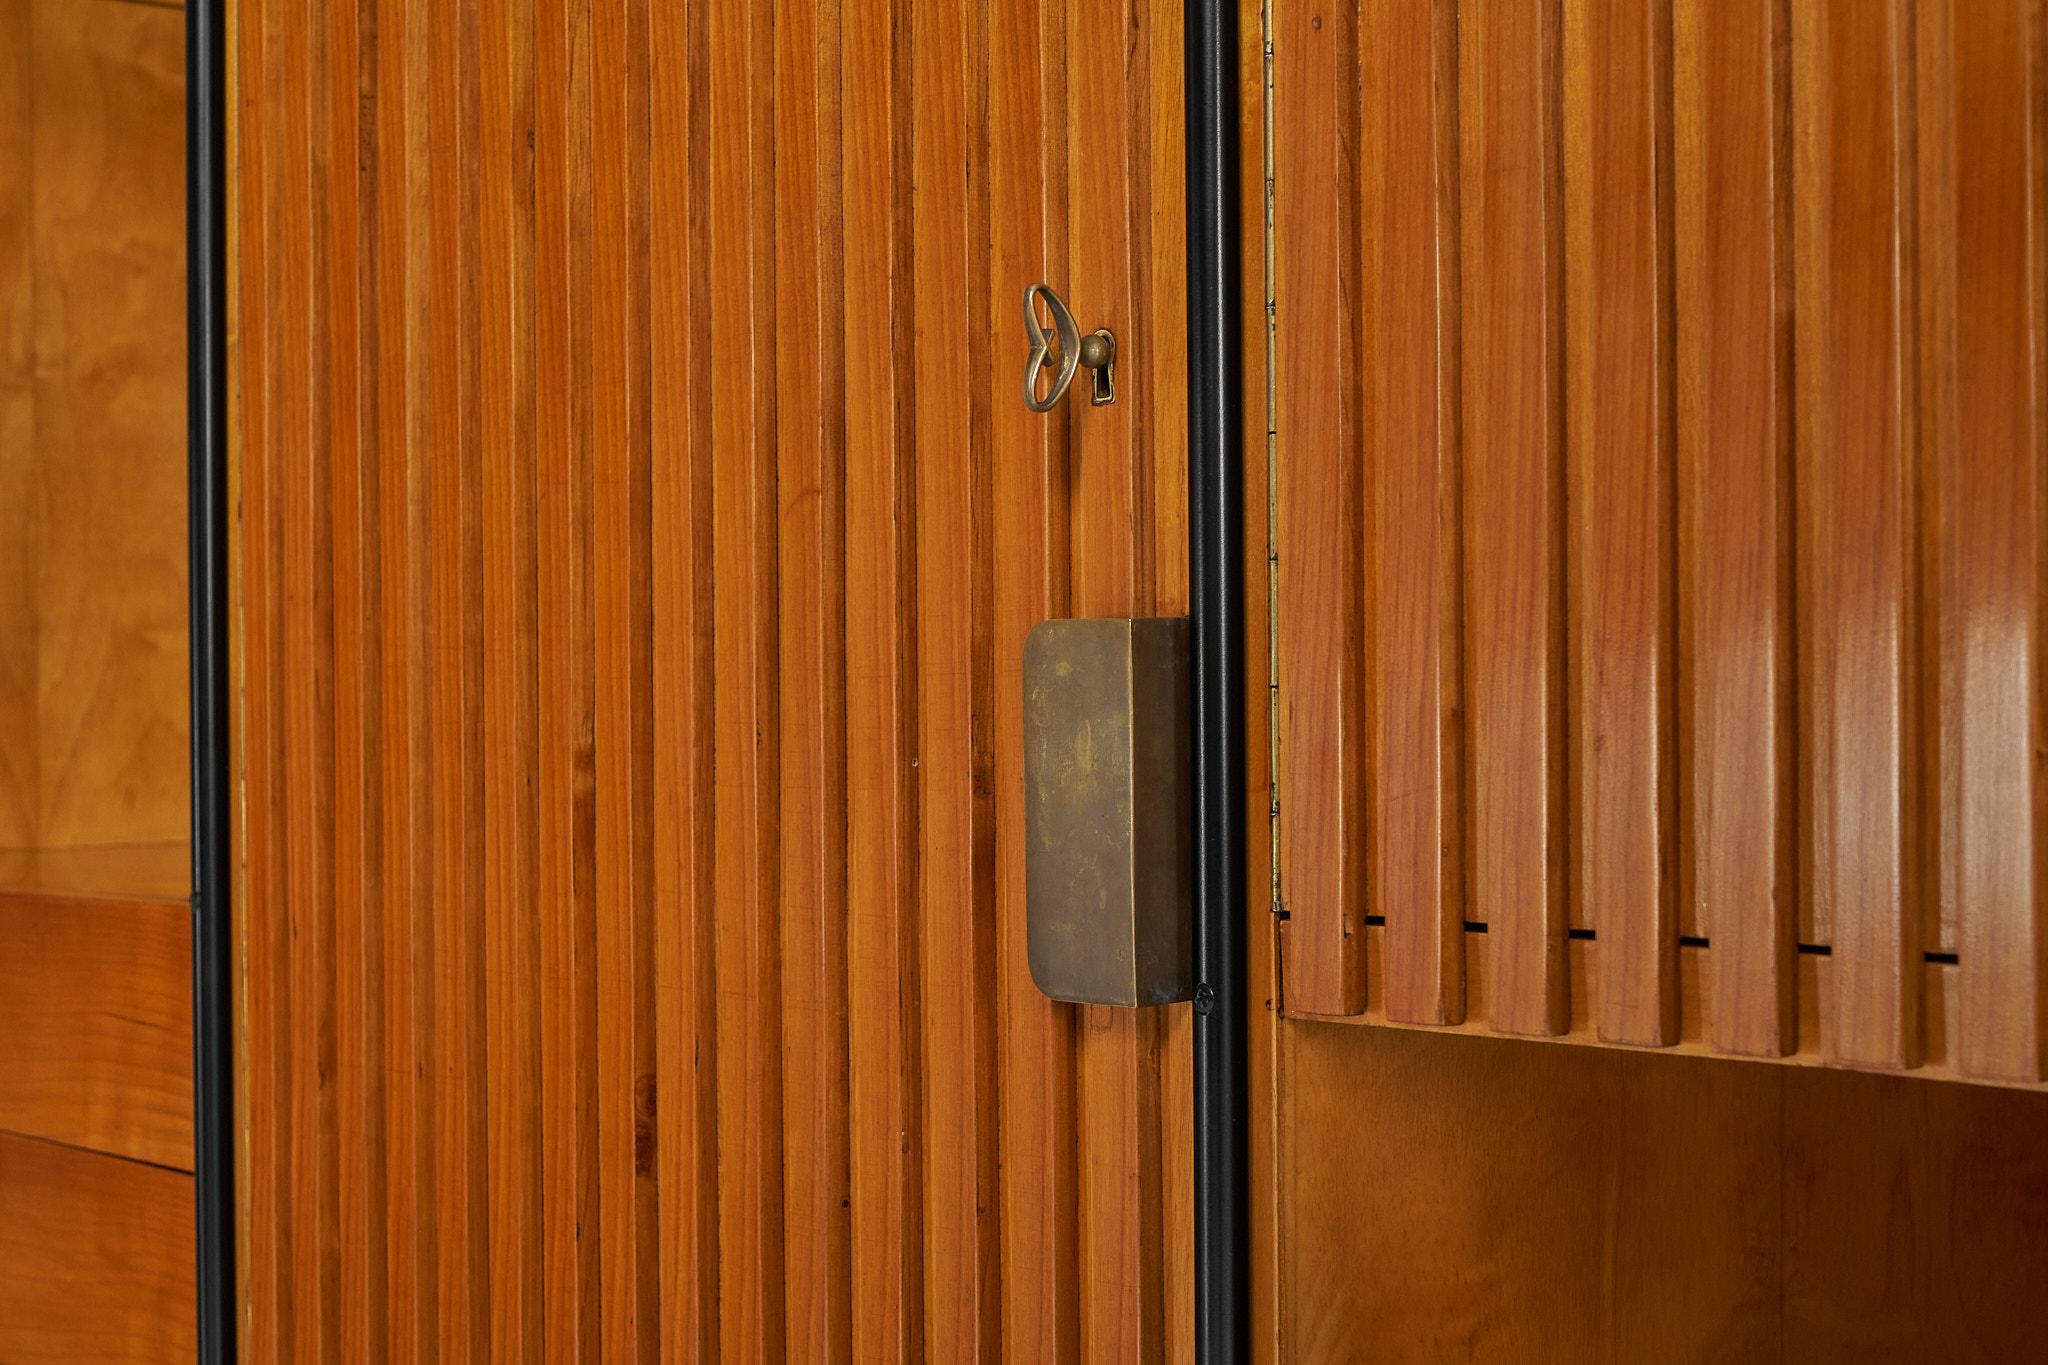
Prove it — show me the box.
[0,0,36,850]
[1920,0,2048,1086]
[0,892,190,1168]
[1455,0,1570,1037]
[1674,0,1798,1060]
[1359,0,1464,1028]
[1793,0,1922,1071]
[0,1133,196,1365]
[0,841,189,900]
[1277,1023,2048,1363]
[1273,0,2048,1083]
[21,0,189,853]
[1563,0,1678,1047]
[0,0,189,860]
[1272,0,1365,1016]
[234,0,1192,1356]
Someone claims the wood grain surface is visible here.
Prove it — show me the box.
[1271,0,2048,1086]
[0,7,196,1359]
[1276,1023,2048,1363]
[232,0,1193,1355]
[0,1132,196,1365]
[0,0,189,857]
[0,891,191,1169]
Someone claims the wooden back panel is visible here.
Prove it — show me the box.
[230,0,1194,1357]
[1272,0,2048,1085]
[1275,1024,2048,1361]
[0,0,189,858]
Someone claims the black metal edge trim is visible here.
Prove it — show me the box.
[1184,0,1249,1358]
[188,0,237,1356]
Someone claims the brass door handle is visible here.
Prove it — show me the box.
[1021,283,1117,411]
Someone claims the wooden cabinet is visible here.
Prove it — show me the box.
[228,0,2048,1356]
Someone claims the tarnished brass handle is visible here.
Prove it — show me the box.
[1021,283,1117,411]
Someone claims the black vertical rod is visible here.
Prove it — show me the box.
[1185,0,1249,1358]
[187,0,237,1356]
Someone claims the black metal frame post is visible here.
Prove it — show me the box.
[188,0,236,1356]
[1185,0,1248,1358]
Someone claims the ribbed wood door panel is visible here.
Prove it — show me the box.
[1273,0,2048,1085]
[231,0,1193,1358]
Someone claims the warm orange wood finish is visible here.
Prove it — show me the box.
[0,891,192,1169]
[1276,1025,2048,1361]
[0,4,197,1356]
[1271,0,2048,1086]
[1271,0,1365,1017]
[0,1,29,847]
[1793,0,1923,1071]
[1456,0,1572,1038]
[0,1132,197,1365]
[232,0,1193,1356]
[1674,0,1799,1060]
[1921,0,2048,1085]
[0,0,189,861]
[1564,0,1679,1048]
[1359,0,1464,1028]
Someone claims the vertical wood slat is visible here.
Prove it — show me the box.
[375,0,433,1352]
[709,0,786,1354]
[649,0,720,1349]
[238,0,287,1347]
[324,0,384,1354]
[591,0,659,1353]
[535,0,600,1348]
[238,0,1190,1353]
[1273,0,1366,1017]
[1674,0,1799,1059]
[1068,0,1169,1355]
[774,0,854,1356]
[279,0,340,1352]
[1458,0,1571,1037]
[1359,0,1465,1027]
[840,0,925,1354]
[1923,0,2048,1084]
[1564,0,1680,1047]
[990,0,1082,1355]
[479,0,542,1353]
[912,0,1002,1351]
[1794,0,1923,1070]
[426,0,489,1349]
